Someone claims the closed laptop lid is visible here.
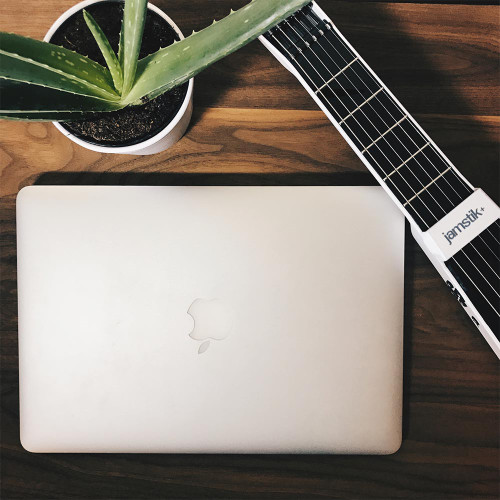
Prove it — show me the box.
[17,186,404,453]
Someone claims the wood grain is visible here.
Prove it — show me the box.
[0,1,499,499]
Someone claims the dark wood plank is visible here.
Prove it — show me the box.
[0,1,498,499]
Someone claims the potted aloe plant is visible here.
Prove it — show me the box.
[0,0,308,155]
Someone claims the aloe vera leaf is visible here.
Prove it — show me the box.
[0,111,97,121]
[121,0,148,95]
[83,10,123,93]
[0,78,123,119]
[124,0,310,104]
[118,4,125,68]
[0,51,120,101]
[0,32,119,100]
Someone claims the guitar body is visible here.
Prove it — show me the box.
[260,1,500,357]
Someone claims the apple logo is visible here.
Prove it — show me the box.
[187,298,233,354]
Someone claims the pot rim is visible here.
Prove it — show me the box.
[44,0,194,154]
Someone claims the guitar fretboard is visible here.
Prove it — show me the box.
[263,3,474,232]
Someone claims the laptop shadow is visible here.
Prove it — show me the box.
[35,171,377,187]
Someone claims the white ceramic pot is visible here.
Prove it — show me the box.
[44,0,193,155]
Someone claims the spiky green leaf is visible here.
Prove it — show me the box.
[118,5,125,68]
[0,32,118,100]
[83,10,123,93]
[0,111,95,121]
[121,0,148,96]
[0,78,123,120]
[124,0,310,104]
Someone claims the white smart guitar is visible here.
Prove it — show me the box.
[260,2,500,357]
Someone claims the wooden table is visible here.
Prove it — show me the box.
[1,1,499,498]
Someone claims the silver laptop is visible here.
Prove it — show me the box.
[17,186,404,454]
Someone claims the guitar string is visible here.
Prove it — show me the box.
[268,23,500,312]
[293,11,500,280]
[300,7,500,247]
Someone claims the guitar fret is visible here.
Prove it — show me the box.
[435,157,473,200]
[315,57,358,93]
[342,91,406,150]
[315,62,380,122]
[378,153,453,220]
[363,116,408,153]
[403,167,452,207]
[426,166,471,214]
[383,143,431,180]
[399,155,472,220]
[364,119,430,181]
[339,88,383,123]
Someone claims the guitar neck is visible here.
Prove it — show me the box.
[260,2,500,356]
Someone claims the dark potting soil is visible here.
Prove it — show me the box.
[50,1,189,146]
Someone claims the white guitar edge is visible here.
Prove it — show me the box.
[259,2,500,358]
